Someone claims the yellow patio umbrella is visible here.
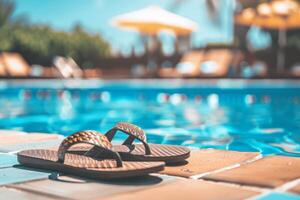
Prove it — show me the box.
[235,0,300,73]
[110,6,198,36]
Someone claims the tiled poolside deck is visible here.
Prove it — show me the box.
[1,131,300,200]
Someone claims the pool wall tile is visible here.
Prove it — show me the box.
[160,149,260,178]
[204,156,300,188]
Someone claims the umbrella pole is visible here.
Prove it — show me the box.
[277,28,286,75]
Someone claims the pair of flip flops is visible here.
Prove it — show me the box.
[17,122,190,179]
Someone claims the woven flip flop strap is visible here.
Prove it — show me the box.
[115,122,146,142]
[57,130,112,163]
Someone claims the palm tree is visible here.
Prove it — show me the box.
[0,0,15,27]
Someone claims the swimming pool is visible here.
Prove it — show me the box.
[0,79,300,157]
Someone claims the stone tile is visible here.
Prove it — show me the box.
[204,156,300,188]
[102,179,260,200]
[256,192,300,200]
[0,154,18,168]
[0,133,62,146]
[290,183,300,195]
[160,149,260,178]
[0,139,61,153]
[0,167,50,186]
[0,187,56,200]
[11,174,176,200]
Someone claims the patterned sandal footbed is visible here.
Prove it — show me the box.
[17,130,164,180]
[71,144,190,163]
[70,122,190,164]
[112,144,190,163]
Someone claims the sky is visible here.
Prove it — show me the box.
[13,0,235,55]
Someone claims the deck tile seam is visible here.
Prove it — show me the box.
[189,163,241,179]
[274,178,300,193]
[6,174,180,200]
[99,177,264,200]
[189,153,263,180]
[0,186,65,200]
[97,179,191,200]
[196,179,269,193]
[7,184,74,200]
[3,177,49,187]
[93,174,182,199]
[0,166,16,170]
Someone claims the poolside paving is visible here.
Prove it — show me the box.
[0,131,62,153]
[0,132,61,146]
[160,149,260,178]
[0,187,57,200]
[102,179,260,200]
[10,175,176,200]
[0,130,300,200]
[203,156,300,188]
[0,139,62,153]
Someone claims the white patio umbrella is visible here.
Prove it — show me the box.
[110,6,198,35]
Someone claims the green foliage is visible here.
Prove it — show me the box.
[0,0,110,68]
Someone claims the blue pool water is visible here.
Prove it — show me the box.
[0,79,300,157]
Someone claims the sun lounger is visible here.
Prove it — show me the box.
[0,53,30,77]
[158,49,242,78]
[0,58,7,76]
[159,51,205,78]
[53,56,83,78]
[200,49,233,77]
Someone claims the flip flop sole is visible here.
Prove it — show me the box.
[17,149,165,180]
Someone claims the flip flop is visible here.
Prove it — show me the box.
[17,130,165,180]
[101,122,190,164]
